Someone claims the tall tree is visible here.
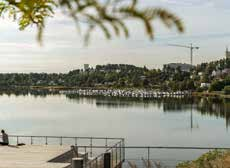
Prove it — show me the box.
[0,0,184,44]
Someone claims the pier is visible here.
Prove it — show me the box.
[1,135,124,168]
[2,135,230,168]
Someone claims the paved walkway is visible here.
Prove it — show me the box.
[0,145,70,168]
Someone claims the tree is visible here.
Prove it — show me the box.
[224,86,230,95]
[0,0,184,44]
[209,81,224,91]
[186,80,195,90]
[142,78,149,88]
[132,75,141,87]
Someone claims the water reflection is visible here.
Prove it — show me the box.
[1,88,230,130]
[1,89,230,163]
[67,95,230,124]
[0,87,59,97]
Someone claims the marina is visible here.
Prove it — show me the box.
[59,89,191,98]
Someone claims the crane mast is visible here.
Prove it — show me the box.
[168,43,199,65]
[168,43,200,131]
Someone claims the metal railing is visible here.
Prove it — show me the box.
[7,135,230,167]
[84,140,125,168]
[6,135,125,168]
[8,135,123,144]
[8,135,124,157]
[74,145,230,168]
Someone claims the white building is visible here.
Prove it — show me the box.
[164,63,194,72]
[198,72,203,76]
[200,83,211,88]
[211,70,222,77]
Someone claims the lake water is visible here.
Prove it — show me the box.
[0,92,230,165]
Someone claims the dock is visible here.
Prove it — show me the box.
[1,135,125,168]
[0,145,70,168]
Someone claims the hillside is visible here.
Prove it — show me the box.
[0,59,229,92]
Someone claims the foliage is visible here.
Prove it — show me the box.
[224,86,230,95]
[0,0,184,44]
[0,63,194,90]
[0,58,229,91]
[196,87,206,92]
[177,150,228,168]
[0,0,55,42]
[209,77,230,92]
[209,81,224,92]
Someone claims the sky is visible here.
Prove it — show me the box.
[0,0,230,73]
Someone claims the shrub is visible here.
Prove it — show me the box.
[224,86,230,95]
[196,87,204,92]
[209,80,225,92]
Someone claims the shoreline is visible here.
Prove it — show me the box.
[0,86,229,99]
[192,91,230,99]
[31,86,230,99]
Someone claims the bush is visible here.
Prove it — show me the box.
[209,77,230,92]
[209,80,225,92]
[196,87,204,92]
[224,86,230,95]
[177,150,227,168]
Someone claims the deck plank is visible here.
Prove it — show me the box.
[0,145,70,168]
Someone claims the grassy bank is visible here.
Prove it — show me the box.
[177,150,230,168]
[192,91,230,99]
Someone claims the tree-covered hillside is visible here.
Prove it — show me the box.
[0,58,229,91]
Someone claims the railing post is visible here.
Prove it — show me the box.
[105,138,108,149]
[119,142,122,164]
[72,158,84,168]
[96,158,98,168]
[122,139,125,162]
[17,136,19,145]
[147,147,150,168]
[90,137,93,157]
[116,145,118,166]
[75,137,78,146]
[60,137,62,146]
[31,136,33,145]
[45,136,48,145]
[104,152,111,168]
[111,149,113,168]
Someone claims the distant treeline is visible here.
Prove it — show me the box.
[0,59,229,91]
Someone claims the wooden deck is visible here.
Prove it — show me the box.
[0,145,70,168]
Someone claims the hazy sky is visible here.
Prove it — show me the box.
[0,0,230,73]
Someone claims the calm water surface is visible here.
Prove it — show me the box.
[0,93,230,163]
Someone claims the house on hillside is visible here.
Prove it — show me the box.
[164,63,194,72]
[49,81,56,86]
[200,83,211,88]
[222,68,230,74]
[212,70,222,77]
[198,72,203,76]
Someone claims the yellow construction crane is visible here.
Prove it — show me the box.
[168,43,199,65]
